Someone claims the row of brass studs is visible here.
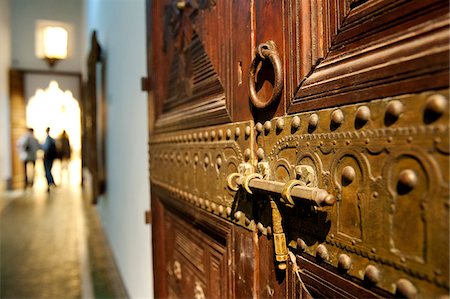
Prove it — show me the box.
[292,240,424,298]
[152,125,252,144]
[254,94,447,135]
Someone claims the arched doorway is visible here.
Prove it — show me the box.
[26,80,81,187]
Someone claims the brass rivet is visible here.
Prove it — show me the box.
[407,136,413,143]
[276,118,284,131]
[193,196,199,205]
[264,121,272,133]
[342,166,356,185]
[218,129,223,140]
[245,218,251,226]
[316,244,329,260]
[426,94,447,118]
[386,100,404,121]
[387,136,393,143]
[205,200,210,209]
[355,106,371,126]
[256,148,265,161]
[216,157,222,167]
[226,129,232,139]
[234,211,243,220]
[351,239,356,245]
[309,113,319,130]
[398,169,418,191]
[199,132,203,140]
[297,238,306,251]
[188,134,192,141]
[257,223,264,233]
[256,122,263,134]
[291,116,300,131]
[338,254,352,272]
[364,265,380,284]
[235,127,241,138]
[211,202,216,212]
[266,226,272,236]
[371,248,376,253]
[332,140,337,145]
[395,279,418,299]
[193,133,198,141]
[244,148,251,161]
[346,140,351,145]
[226,207,232,216]
[218,205,224,214]
[199,198,204,206]
[323,194,336,206]
[204,132,209,140]
[331,109,344,126]
[245,126,251,137]
[210,131,216,140]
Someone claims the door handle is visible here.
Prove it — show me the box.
[227,173,335,207]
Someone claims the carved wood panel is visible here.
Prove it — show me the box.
[286,0,449,113]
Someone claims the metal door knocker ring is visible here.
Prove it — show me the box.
[227,173,243,191]
[249,41,284,109]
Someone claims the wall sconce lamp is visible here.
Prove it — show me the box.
[36,21,70,68]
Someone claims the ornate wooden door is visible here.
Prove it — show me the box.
[147,1,449,298]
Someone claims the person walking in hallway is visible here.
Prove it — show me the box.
[42,127,57,192]
[16,128,41,188]
[56,130,72,184]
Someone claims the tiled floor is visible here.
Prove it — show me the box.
[0,159,87,299]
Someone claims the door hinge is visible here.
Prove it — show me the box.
[141,76,151,92]
[145,210,152,224]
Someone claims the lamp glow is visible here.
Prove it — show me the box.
[42,26,68,59]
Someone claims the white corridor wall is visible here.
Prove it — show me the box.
[84,0,153,298]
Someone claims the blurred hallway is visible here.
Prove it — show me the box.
[0,158,127,298]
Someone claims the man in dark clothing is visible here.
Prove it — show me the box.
[42,127,57,192]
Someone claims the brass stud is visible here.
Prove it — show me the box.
[234,211,243,221]
[245,126,251,138]
[256,122,263,134]
[297,238,306,251]
[291,116,300,131]
[342,166,356,185]
[309,113,319,131]
[226,207,232,216]
[364,265,380,284]
[218,205,224,214]
[211,202,216,212]
[193,133,198,141]
[264,121,272,133]
[216,157,222,168]
[245,217,251,226]
[226,129,232,139]
[257,222,264,233]
[385,100,404,124]
[276,118,284,131]
[331,109,344,127]
[244,148,251,161]
[193,196,199,205]
[256,148,265,161]
[426,94,447,117]
[355,106,371,126]
[235,127,241,138]
[211,130,216,140]
[266,226,272,236]
[204,132,209,140]
[398,169,418,191]
[204,155,209,168]
[205,200,210,209]
[338,254,352,272]
[218,129,223,140]
[395,279,418,299]
[188,134,192,141]
[316,244,329,260]
[199,198,204,206]
[199,132,203,140]
[323,194,336,206]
